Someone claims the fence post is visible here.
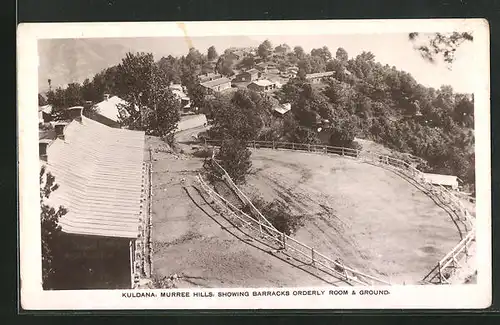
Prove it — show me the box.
[438,261,444,284]
[253,140,256,149]
[272,140,275,150]
[311,248,315,265]
[292,143,295,150]
[308,144,311,152]
[282,233,286,249]
[341,147,344,156]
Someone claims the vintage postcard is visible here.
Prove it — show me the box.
[18,19,491,310]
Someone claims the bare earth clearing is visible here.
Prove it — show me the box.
[243,149,461,284]
[150,133,462,287]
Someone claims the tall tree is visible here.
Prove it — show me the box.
[207,45,218,61]
[335,47,349,63]
[116,52,180,134]
[258,39,273,59]
[293,46,306,60]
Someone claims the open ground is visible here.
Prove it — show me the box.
[149,132,462,287]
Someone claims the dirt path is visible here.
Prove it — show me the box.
[243,149,461,284]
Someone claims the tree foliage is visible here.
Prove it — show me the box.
[207,45,219,61]
[40,165,67,289]
[217,139,252,184]
[409,32,473,66]
[258,39,273,59]
[115,52,181,135]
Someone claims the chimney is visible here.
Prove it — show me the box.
[39,140,51,162]
[54,122,68,140]
[104,93,110,101]
[67,106,83,122]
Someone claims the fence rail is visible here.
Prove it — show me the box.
[203,139,476,284]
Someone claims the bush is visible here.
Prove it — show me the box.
[246,198,304,236]
[216,138,252,184]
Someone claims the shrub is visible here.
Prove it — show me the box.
[246,198,304,236]
[216,138,252,184]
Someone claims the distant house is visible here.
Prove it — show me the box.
[200,77,232,93]
[232,68,260,83]
[267,68,280,75]
[247,79,277,92]
[422,173,460,190]
[92,94,129,128]
[198,72,223,83]
[305,71,335,84]
[169,84,191,112]
[38,104,53,124]
[287,66,299,76]
[272,103,292,116]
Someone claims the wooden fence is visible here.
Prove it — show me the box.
[203,139,476,284]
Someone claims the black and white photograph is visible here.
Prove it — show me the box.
[18,19,491,309]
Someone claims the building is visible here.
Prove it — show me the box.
[198,72,223,83]
[169,84,192,113]
[267,68,280,75]
[91,94,129,128]
[422,173,460,190]
[39,107,147,289]
[232,68,260,83]
[272,103,292,116]
[305,71,335,84]
[200,77,232,93]
[176,114,208,132]
[247,79,277,92]
[38,104,53,124]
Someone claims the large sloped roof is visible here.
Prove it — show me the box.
[44,116,146,238]
[305,71,335,79]
[94,96,129,123]
[200,77,231,88]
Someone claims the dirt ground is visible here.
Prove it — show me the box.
[149,137,348,288]
[150,131,464,287]
[242,149,462,284]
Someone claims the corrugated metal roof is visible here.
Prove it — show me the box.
[94,96,128,123]
[44,116,146,238]
[250,79,275,87]
[423,173,459,187]
[200,77,231,88]
[305,71,335,79]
